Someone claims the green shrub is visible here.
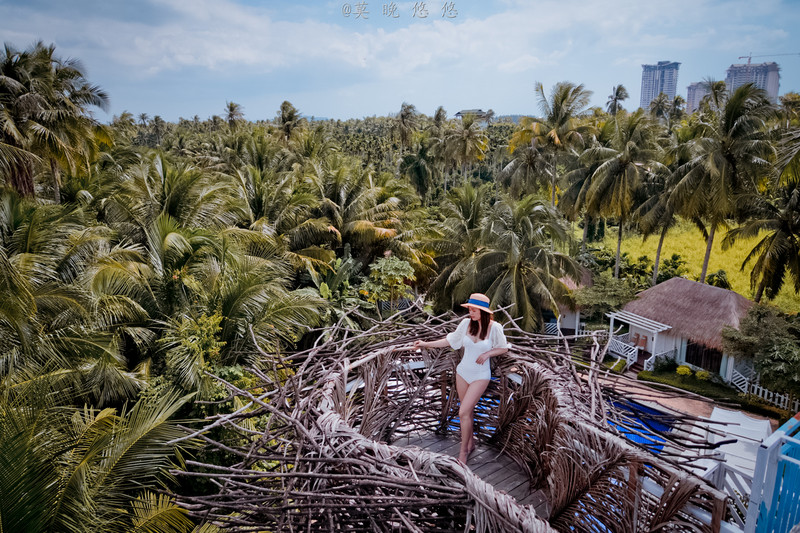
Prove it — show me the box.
[676,365,693,378]
[610,358,627,373]
[654,356,678,373]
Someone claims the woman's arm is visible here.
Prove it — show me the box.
[475,346,508,365]
[414,338,451,350]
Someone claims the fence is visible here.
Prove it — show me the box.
[731,370,800,413]
[745,413,800,533]
[703,461,753,529]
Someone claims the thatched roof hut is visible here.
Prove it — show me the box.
[622,277,753,350]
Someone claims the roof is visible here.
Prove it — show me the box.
[606,310,671,334]
[455,109,489,118]
[622,277,754,351]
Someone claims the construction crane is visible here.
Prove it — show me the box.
[738,52,800,65]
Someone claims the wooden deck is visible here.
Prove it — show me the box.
[395,433,550,518]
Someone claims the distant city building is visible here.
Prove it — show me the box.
[686,82,709,113]
[455,109,491,120]
[640,61,681,109]
[725,62,780,102]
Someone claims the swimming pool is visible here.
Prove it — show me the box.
[608,400,675,453]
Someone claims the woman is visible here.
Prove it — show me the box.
[413,293,509,463]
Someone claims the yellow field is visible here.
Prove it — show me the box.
[598,220,800,313]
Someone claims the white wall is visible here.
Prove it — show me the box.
[559,309,580,332]
[626,327,681,355]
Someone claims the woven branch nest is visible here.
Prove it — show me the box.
[177,303,731,532]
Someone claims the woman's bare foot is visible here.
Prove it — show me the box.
[458,438,476,463]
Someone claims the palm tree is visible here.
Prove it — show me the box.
[633,120,698,285]
[399,137,435,203]
[723,150,800,302]
[586,110,662,278]
[671,84,777,283]
[151,116,166,146]
[497,144,547,199]
[648,93,671,124]
[510,81,593,205]
[277,100,305,144]
[426,183,489,311]
[312,154,407,265]
[225,101,244,131]
[475,194,578,331]
[606,84,629,116]
[0,384,197,533]
[560,116,615,251]
[444,113,488,185]
[0,42,108,199]
[669,95,686,125]
[392,102,419,155]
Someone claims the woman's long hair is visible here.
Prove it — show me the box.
[468,309,492,340]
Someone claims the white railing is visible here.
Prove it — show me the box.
[731,369,750,394]
[643,348,677,372]
[748,383,800,412]
[579,329,607,338]
[731,371,800,412]
[544,322,560,336]
[744,416,800,533]
[608,335,638,368]
[703,462,754,529]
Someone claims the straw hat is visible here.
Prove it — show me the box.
[461,293,492,312]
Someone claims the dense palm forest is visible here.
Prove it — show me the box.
[2,42,800,531]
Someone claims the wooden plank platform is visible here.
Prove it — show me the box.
[394,433,550,518]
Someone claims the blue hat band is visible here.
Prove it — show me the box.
[467,298,490,309]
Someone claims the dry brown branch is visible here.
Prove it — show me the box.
[176,306,730,532]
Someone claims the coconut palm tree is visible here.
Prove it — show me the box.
[510,81,593,205]
[586,110,663,278]
[669,95,686,125]
[444,113,488,185]
[225,101,244,131]
[671,83,777,283]
[277,100,305,144]
[0,42,108,199]
[312,154,407,265]
[474,194,579,331]
[648,93,671,124]
[635,120,698,285]
[392,102,419,155]
[723,150,800,302]
[399,137,435,203]
[497,144,547,199]
[426,183,489,312]
[0,195,152,406]
[606,84,629,116]
[560,116,615,252]
[0,384,197,533]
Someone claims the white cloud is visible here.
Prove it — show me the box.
[2,0,796,119]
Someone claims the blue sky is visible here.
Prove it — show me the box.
[2,0,798,122]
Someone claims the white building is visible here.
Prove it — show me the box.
[725,62,780,103]
[640,61,681,109]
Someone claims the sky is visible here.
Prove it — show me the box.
[2,0,799,122]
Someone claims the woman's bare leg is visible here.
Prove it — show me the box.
[455,374,490,463]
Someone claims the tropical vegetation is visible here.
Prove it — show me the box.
[2,41,800,531]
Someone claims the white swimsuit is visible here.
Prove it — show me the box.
[446,319,509,383]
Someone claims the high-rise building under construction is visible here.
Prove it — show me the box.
[725,62,780,102]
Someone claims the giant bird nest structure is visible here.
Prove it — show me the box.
[178,303,734,532]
